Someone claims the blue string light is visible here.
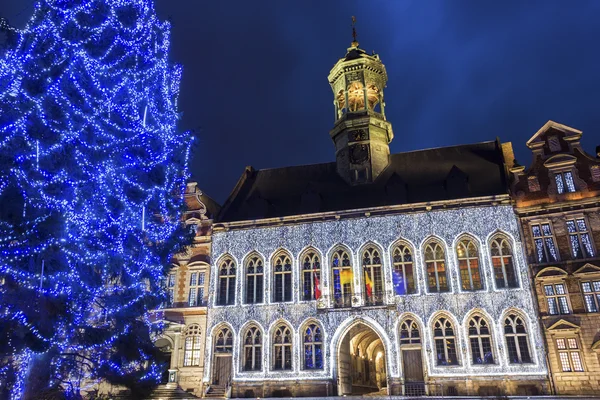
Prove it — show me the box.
[0,0,192,398]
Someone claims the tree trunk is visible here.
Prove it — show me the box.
[22,351,55,400]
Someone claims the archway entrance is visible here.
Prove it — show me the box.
[337,323,387,396]
[154,337,173,384]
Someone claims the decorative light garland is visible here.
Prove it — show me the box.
[0,0,191,398]
[205,205,547,384]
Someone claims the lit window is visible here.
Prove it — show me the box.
[273,324,292,370]
[581,281,600,313]
[566,218,595,259]
[245,254,264,304]
[425,241,449,293]
[183,324,202,367]
[468,316,494,365]
[188,271,205,306]
[531,223,558,263]
[218,258,236,306]
[555,171,576,194]
[504,314,532,364]
[302,251,321,301]
[490,236,518,289]
[556,338,584,372]
[392,243,415,294]
[433,317,458,365]
[457,239,483,291]
[273,252,292,303]
[331,248,353,308]
[243,326,262,371]
[400,319,421,345]
[303,323,323,369]
[362,246,384,305]
[544,283,570,315]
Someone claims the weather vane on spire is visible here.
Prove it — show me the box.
[351,16,359,47]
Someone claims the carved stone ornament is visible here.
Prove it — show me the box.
[349,143,369,165]
[348,129,368,142]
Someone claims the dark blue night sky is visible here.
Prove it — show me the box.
[2,1,600,203]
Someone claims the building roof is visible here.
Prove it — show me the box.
[217,140,509,222]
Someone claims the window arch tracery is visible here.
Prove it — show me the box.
[468,315,494,364]
[183,324,202,367]
[433,316,458,365]
[218,257,236,305]
[424,240,449,292]
[331,247,353,308]
[303,322,323,369]
[399,318,421,345]
[504,313,532,364]
[273,251,292,303]
[457,237,483,291]
[362,245,384,305]
[392,242,415,294]
[273,324,293,370]
[242,325,262,371]
[490,235,518,289]
[301,250,321,301]
[245,254,264,304]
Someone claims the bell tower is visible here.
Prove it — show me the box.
[328,18,393,184]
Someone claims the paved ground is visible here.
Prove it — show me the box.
[227,397,600,400]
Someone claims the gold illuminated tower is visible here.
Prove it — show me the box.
[328,18,394,184]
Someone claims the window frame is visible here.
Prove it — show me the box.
[187,267,206,307]
[581,280,600,313]
[555,337,585,373]
[272,251,293,303]
[331,247,353,308]
[566,216,595,260]
[217,258,236,306]
[272,324,293,371]
[530,221,559,264]
[302,322,324,370]
[489,235,519,289]
[399,318,421,346]
[543,282,571,316]
[245,254,264,305]
[504,313,533,364]
[183,324,202,367]
[432,316,459,366]
[214,326,234,354]
[424,240,449,293]
[456,237,483,291]
[467,315,495,365]
[554,171,576,194]
[391,241,416,295]
[362,245,385,306]
[242,325,262,372]
[301,250,321,302]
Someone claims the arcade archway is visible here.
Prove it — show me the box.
[336,322,387,395]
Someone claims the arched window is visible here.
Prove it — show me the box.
[399,319,421,345]
[303,323,323,369]
[362,246,384,305]
[392,243,415,294]
[504,314,532,364]
[425,241,449,292]
[273,324,292,370]
[302,251,321,301]
[457,238,482,291]
[245,254,264,304]
[183,324,202,366]
[273,252,292,303]
[218,258,236,305]
[214,327,233,354]
[331,248,352,308]
[490,236,518,289]
[433,317,458,365]
[243,326,262,371]
[468,315,494,364]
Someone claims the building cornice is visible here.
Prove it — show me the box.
[214,194,511,232]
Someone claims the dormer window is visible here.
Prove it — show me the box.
[555,171,576,194]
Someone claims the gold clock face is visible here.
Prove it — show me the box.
[349,144,369,165]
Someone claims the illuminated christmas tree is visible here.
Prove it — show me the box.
[0,1,192,398]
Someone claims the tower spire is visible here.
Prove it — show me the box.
[351,16,359,48]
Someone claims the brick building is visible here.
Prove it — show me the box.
[510,120,600,394]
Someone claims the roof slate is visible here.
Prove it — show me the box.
[217,141,508,222]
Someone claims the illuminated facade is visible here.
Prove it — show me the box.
[200,38,549,397]
[154,183,220,395]
[510,121,600,395]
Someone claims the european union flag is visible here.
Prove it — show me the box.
[392,270,406,295]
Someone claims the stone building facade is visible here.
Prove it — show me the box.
[200,38,549,397]
[510,121,600,395]
[153,182,220,396]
